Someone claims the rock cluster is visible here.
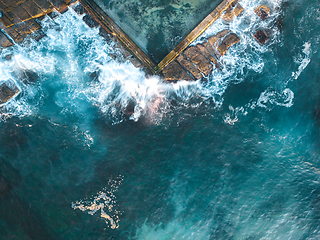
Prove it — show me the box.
[0,0,77,47]
[162,29,241,82]
[161,1,244,83]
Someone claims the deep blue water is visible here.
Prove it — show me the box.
[1,0,320,239]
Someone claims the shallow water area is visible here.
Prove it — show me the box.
[1,0,320,239]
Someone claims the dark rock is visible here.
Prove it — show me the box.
[128,56,143,69]
[21,0,45,17]
[32,0,54,12]
[4,54,12,60]
[217,33,240,56]
[119,98,137,116]
[0,31,13,48]
[11,5,31,22]
[83,14,100,28]
[253,29,270,45]
[162,61,193,82]
[48,10,60,20]
[184,46,213,76]
[176,54,202,79]
[24,70,39,83]
[72,3,87,15]
[24,19,41,33]
[88,69,101,82]
[31,29,46,41]
[99,27,112,43]
[254,5,270,20]
[0,81,20,104]
[47,0,68,12]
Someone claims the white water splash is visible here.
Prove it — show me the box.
[292,42,311,80]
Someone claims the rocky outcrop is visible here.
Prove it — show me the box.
[0,81,20,104]
[160,0,245,82]
[253,29,270,45]
[162,61,193,82]
[254,5,270,20]
[184,46,213,76]
[216,33,240,56]
[222,2,244,22]
[176,54,202,79]
[0,0,77,44]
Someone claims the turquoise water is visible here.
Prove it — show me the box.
[1,0,320,239]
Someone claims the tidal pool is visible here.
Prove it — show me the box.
[93,0,223,63]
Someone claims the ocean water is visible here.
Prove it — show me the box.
[0,0,320,239]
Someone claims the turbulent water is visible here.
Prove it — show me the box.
[0,0,320,239]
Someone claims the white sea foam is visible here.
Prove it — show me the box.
[72,176,123,229]
[292,42,311,80]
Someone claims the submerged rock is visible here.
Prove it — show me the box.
[253,29,270,45]
[0,176,10,198]
[0,81,20,104]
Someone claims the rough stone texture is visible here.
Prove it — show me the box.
[72,2,87,15]
[24,18,41,32]
[196,43,217,64]
[83,14,100,28]
[22,0,46,18]
[0,30,13,47]
[253,29,270,45]
[217,33,240,56]
[217,29,231,39]
[32,0,54,12]
[184,46,213,76]
[207,35,219,49]
[11,5,32,22]
[254,5,270,20]
[222,6,235,22]
[233,3,244,16]
[0,82,20,104]
[202,41,219,59]
[176,54,202,79]
[0,0,77,45]
[47,0,68,12]
[162,61,193,82]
